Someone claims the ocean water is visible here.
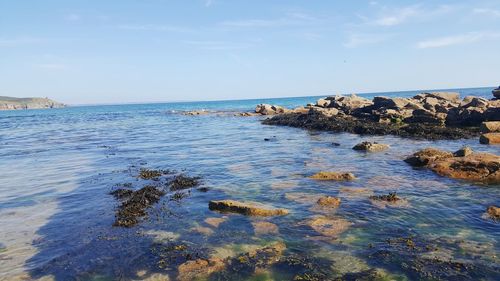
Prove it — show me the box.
[0,87,499,280]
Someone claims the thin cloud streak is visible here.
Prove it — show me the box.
[343,33,392,48]
[417,31,500,48]
[473,8,500,17]
[183,40,254,50]
[116,24,192,33]
[219,13,318,28]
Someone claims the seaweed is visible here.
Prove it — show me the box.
[370,192,400,202]
[113,185,166,227]
[169,174,201,191]
[138,168,172,180]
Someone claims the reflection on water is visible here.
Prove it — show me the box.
[0,89,499,280]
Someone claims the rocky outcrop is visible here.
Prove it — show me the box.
[305,216,352,238]
[481,121,500,133]
[263,91,497,140]
[487,206,500,219]
[492,86,500,99]
[309,171,356,181]
[352,141,389,152]
[406,148,500,183]
[453,146,473,157]
[208,200,289,216]
[0,96,65,110]
[480,133,500,144]
[255,104,288,115]
[317,196,341,207]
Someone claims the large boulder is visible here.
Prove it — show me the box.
[373,96,409,110]
[208,200,289,216]
[352,141,389,152]
[481,121,500,133]
[405,109,447,125]
[492,86,500,99]
[315,98,331,108]
[479,133,500,144]
[325,94,373,114]
[416,92,460,103]
[487,206,500,219]
[430,153,500,183]
[255,104,288,115]
[446,106,487,126]
[404,148,453,167]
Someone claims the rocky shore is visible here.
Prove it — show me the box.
[0,96,65,110]
[258,91,499,141]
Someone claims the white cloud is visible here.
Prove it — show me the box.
[372,5,421,26]
[473,8,500,17]
[65,14,81,21]
[205,0,213,7]
[343,33,392,48]
[417,31,500,49]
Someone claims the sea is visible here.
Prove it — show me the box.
[0,87,499,280]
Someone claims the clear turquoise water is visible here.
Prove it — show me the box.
[0,87,498,280]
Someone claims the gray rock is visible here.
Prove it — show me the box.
[0,96,65,110]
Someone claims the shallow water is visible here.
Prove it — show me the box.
[0,88,499,280]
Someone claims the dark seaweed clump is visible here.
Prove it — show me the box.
[138,168,172,180]
[151,242,209,270]
[370,192,400,202]
[262,112,479,140]
[169,174,201,191]
[368,235,500,280]
[111,185,165,227]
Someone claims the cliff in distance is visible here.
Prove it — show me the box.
[0,96,66,110]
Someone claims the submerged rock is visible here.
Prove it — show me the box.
[306,216,352,238]
[208,200,289,216]
[204,217,227,228]
[369,192,400,202]
[487,206,500,219]
[317,196,341,207]
[309,171,356,181]
[251,221,279,235]
[177,258,225,281]
[352,141,389,152]
[479,133,500,144]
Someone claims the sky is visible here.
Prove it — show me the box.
[1,0,500,105]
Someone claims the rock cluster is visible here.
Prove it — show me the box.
[493,86,500,99]
[309,171,356,181]
[479,121,500,144]
[405,148,500,183]
[352,141,389,152]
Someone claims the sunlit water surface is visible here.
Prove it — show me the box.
[0,88,499,280]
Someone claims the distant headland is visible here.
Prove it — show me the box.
[0,96,65,110]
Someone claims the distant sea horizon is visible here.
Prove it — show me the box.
[67,85,496,107]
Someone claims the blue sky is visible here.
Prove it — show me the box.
[1,0,499,104]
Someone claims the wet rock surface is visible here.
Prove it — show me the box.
[480,133,500,144]
[208,200,289,216]
[487,206,500,220]
[317,196,341,207]
[352,141,389,152]
[309,171,356,181]
[406,149,500,183]
[261,91,498,140]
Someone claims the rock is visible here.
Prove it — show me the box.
[373,96,409,109]
[446,106,487,126]
[183,110,210,116]
[420,92,460,103]
[290,106,310,114]
[315,98,330,108]
[479,133,500,144]
[404,148,453,167]
[208,200,289,216]
[462,97,489,108]
[430,153,500,183]
[326,94,373,113]
[204,217,227,228]
[177,258,225,281]
[352,141,389,152]
[493,86,500,99]
[317,196,341,207]
[487,206,500,219]
[251,221,279,235]
[405,109,447,125]
[453,146,473,157]
[310,107,339,117]
[255,104,288,115]
[481,121,500,133]
[306,216,352,238]
[309,171,356,181]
